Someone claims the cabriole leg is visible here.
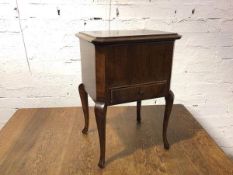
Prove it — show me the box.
[78,83,89,134]
[163,90,174,149]
[95,102,107,168]
[137,100,141,123]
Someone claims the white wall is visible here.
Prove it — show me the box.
[0,0,233,157]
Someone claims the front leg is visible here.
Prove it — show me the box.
[78,84,89,134]
[137,100,141,123]
[163,90,174,150]
[95,102,107,168]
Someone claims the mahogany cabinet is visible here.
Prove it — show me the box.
[76,30,181,168]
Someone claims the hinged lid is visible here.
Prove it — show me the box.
[76,30,181,44]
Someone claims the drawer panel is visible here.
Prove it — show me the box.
[110,82,167,104]
[106,42,174,87]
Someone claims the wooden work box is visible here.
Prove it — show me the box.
[76,30,181,168]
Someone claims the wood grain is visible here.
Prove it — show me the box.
[0,105,232,175]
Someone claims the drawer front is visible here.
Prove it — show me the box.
[110,82,167,104]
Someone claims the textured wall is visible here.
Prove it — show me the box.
[0,0,233,157]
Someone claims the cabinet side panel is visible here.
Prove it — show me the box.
[80,39,96,100]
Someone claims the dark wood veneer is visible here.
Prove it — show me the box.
[77,30,181,168]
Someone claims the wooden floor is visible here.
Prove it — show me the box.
[0,105,232,175]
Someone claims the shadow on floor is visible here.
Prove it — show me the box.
[106,104,202,165]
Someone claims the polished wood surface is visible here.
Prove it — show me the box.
[94,102,107,168]
[163,90,174,150]
[106,42,173,88]
[137,101,141,123]
[0,105,232,175]
[77,30,181,44]
[79,39,96,100]
[78,84,89,134]
[78,30,181,167]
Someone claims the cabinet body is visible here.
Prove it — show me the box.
[80,39,175,105]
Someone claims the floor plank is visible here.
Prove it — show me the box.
[0,105,232,175]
